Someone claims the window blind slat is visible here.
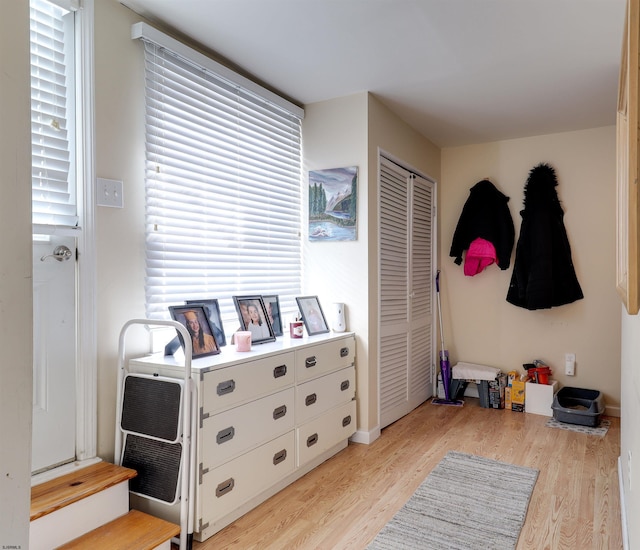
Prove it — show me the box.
[141,36,303,328]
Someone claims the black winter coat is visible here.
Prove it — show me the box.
[450,179,515,270]
[506,163,583,310]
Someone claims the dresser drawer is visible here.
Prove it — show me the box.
[295,335,355,383]
[200,431,295,528]
[202,351,294,414]
[296,400,356,467]
[201,387,294,469]
[296,366,355,425]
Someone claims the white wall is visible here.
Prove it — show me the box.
[441,126,621,410]
[0,1,33,545]
[302,93,372,431]
[302,93,441,437]
[94,0,149,459]
[620,311,640,547]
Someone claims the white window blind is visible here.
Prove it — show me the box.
[30,0,77,227]
[139,31,303,322]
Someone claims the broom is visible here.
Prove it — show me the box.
[432,270,463,406]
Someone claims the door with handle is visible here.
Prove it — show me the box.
[32,235,77,473]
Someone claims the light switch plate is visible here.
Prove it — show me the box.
[96,177,124,208]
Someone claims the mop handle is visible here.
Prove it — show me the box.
[436,270,445,351]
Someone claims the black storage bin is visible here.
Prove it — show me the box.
[551,387,604,427]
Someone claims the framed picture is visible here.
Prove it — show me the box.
[296,296,329,335]
[232,295,276,344]
[308,166,358,241]
[263,295,283,336]
[168,304,220,358]
[185,299,226,346]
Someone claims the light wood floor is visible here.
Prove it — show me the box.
[193,398,622,550]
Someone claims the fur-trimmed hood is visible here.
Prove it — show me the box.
[521,163,563,215]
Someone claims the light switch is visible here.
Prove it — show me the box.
[96,178,124,208]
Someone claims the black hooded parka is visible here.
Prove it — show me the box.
[506,163,583,310]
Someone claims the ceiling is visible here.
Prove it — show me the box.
[119,0,627,148]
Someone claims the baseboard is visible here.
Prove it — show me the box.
[606,405,621,417]
[618,455,629,550]
[350,426,380,445]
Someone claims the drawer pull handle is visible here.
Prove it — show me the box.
[340,380,350,391]
[273,364,287,378]
[216,426,235,444]
[305,356,317,368]
[307,433,318,447]
[342,415,352,427]
[217,379,236,396]
[273,449,287,465]
[305,393,317,406]
[273,405,287,420]
[340,347,349,358]
[216,478,235,497]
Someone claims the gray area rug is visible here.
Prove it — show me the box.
[545,417,610,436]
[368,451,539,550]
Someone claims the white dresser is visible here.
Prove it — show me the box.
[128,332,356,542]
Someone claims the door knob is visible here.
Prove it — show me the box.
[41,245,73,262]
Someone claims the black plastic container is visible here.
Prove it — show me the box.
[551,387,604,427]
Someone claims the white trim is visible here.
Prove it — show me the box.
[618,455,629,550]
[350,427,380,445]
[605,405,621,417]
[130,21,304,120]
[75,0,97,462]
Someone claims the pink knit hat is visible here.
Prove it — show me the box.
[464,237,497,276]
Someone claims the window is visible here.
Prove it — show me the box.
[30,0,77,228]
[136,24,304,326]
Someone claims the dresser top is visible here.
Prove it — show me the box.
[129,331,355,373]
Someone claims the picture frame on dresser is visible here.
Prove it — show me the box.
[185,299,226,346]
[233,295,276,344]
[262,295,283,336]
[296,295,330,335]
[169,304,221,358]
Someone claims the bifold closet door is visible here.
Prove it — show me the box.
[379,157,434,429]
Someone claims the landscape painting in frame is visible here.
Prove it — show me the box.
[308,166,358,241]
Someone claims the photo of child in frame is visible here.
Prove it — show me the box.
[169,304,220,358]
[232,295,276,344]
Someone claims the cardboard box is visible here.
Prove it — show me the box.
[511,378,526,412]
[489,373,507,408]
[525,380,558,416]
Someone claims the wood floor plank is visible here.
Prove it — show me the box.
[192,399,623,550]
